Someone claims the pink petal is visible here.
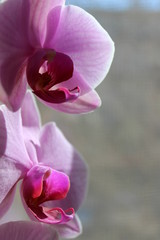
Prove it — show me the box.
[36,123,88,211]
[7,60,28,111]
[21,90,41,145]
[0,221,59,240]
[21,90,41,129]
[0,186,16,218]
[0,0,32,108]
[0,104,32,204]
[23,0,65,46]
[44,5,114,89]
[56,214,82,238]
[14,91,41,165]
[0,156,22,207]
[0,0,30,51]
[37,89,101,114]
[0,105,32,168]
[0,56,28,111]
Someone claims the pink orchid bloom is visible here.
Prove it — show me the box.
[0,91,88,238]
[0,0,114,113]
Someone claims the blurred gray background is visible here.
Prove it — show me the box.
[37,1,160,239]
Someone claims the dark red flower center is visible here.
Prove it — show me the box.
[27,49,80,104]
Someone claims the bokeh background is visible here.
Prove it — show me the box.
[3,0,160,239]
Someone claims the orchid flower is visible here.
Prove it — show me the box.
[0,0,114,113]
[0,91,88,238]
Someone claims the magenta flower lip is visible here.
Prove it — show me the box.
[22,165,74,224]
[0,0,114,113]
